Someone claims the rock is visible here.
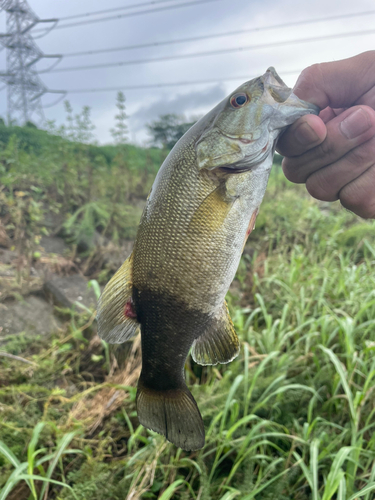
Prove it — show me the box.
[75,230,110,254]
[102,240,134,271]
[0,222,10,248]
[44,274,97,310]
[0,261,44,302]
[0,263,15,278]
[41,210,65,233]
[0,248,17,266]
[39,236,68,255]
[0,295,61,337]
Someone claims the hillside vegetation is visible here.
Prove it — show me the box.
[1,125,375,499]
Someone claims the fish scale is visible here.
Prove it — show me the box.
[97,67,319,450]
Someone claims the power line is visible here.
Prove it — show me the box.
[58,0,183,21]
[42,28,375,74]
[67,70,302,93]
[62,9,375,58]
[33,0,219,32]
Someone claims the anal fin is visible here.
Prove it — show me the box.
[97,253,139,344]
[192,301,240,366]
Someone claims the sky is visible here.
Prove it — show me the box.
[0,0,374,145]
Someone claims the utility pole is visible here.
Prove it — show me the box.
[0,0,65,125]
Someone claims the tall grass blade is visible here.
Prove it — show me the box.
[310,438,320,500]
[319,346,356,423]
[348,482,375,500]
[158,479,184,500]
[39,431,77,500]
[321,447,351,500]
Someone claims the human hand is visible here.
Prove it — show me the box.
[277,51,375,219]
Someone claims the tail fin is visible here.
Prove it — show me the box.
[136,381,205,451]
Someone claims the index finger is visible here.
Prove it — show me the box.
[293,51,375,109]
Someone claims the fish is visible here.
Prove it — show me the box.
[97,68,319,451]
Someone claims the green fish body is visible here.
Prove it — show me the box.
[97,68,319,450]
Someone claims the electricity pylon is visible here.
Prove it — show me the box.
[0,0,64,125]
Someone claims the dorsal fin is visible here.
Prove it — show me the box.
[192,301,240,365]
[97,253,139,344]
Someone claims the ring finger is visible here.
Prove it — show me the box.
[305,136,375,201]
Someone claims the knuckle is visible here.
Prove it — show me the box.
[317,139,335,158]
[306,171,338,202]
[345,138,375,169]
[298,64,321,87]
[340,172,375,219]
[282,160,305,183]
[295,63,325,96]
[341,197,375,219]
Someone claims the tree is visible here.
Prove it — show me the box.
[146,114,196,149]
[111,91,128,145]
[50,101,96,144]
[74,106,96,144]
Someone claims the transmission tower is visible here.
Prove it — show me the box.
[0,0,64,125]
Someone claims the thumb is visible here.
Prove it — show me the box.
[293,51,375,109]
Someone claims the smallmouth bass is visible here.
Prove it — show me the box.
[97,68,319,450]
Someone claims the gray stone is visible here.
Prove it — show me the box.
[102,240,134,271]
[41,210,65,231]
[0,248,17,266]
[39,236,68,255]
[0,295,61,337]
[44,274,97,310]
[0,263,15,278]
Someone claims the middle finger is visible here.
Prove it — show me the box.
[283,105,375,184]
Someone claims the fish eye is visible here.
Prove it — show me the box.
[230,93,249,108]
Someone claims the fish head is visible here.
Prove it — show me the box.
[196,67,319,172]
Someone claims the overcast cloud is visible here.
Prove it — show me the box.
[0,0,374,144]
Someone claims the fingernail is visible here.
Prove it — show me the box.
[340,108,371,139]
[294,122,319,146]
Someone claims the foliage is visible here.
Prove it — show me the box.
[0,424,81,500]
[146,113,196,149]
[47,101,96,144]
[110,92,128,145]
[0,121,166,253]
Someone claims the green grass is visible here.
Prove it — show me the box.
[2,157,375,498]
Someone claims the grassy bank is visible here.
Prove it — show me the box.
[1,130,375,498]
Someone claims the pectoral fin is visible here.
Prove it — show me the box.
[192,301,240,365]
[97,253,139,344]
[188,185,233,235]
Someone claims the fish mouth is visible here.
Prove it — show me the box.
[263,67,293,103]
[217,140,271,175]
[218,165,255,174]
[263,67,320,114]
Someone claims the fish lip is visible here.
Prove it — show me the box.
[263,67,291,93]
[263,66,288,87]
[263,67,320,115]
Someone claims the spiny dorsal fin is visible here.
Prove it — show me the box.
[97,253,139,344]
[192,301,240,365]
